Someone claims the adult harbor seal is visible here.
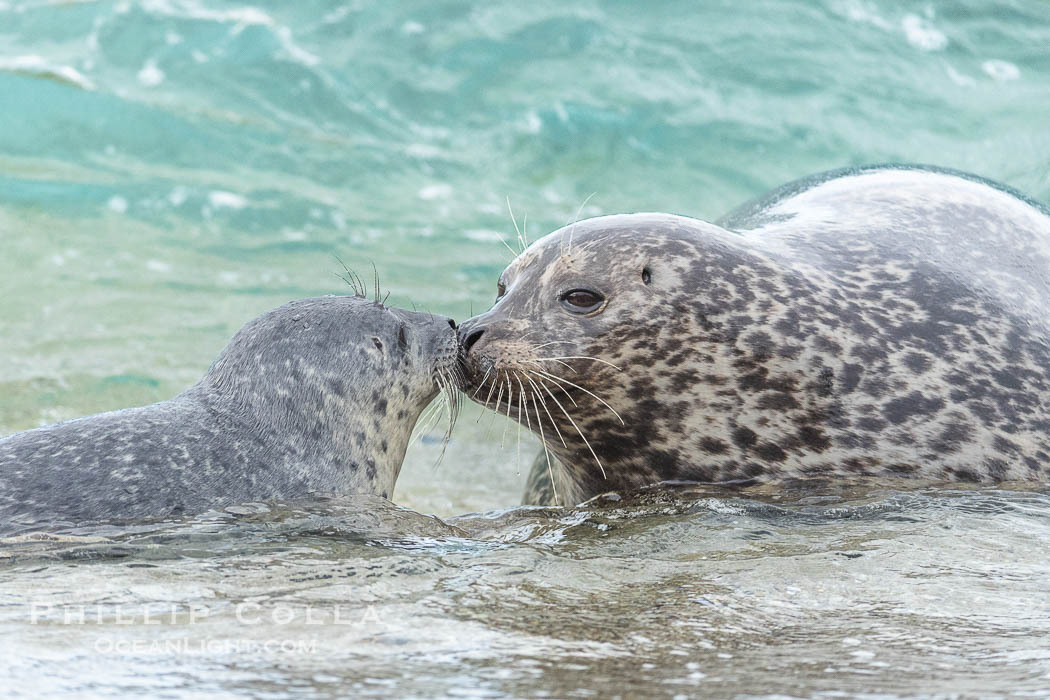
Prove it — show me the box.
[458,165,1050,506]
[0,294,461,533]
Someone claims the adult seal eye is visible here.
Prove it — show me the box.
[560,289,605,314]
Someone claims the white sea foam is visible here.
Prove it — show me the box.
[321,5,353,25]
[418,184,452,201]
[167,187,189,207]
[522,111,543,133]
[0,55,95,90]
[145,259,172,273]
[275,26,320,67]
[834,0,892,31]
[945,64,977,88]
[107,196,128,214]
[141,0,274,28]
[902,14,947,51]
[464,229,506,243]
[137,59,165,87]
[141,1,320,67]
[982,59,1020,81]
[406,143,444,159]
[207,191,248,209]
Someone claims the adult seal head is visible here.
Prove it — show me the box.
[458,165,1050,506]
[0,295,461,533]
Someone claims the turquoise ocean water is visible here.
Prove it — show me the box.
[2,1,1050,697]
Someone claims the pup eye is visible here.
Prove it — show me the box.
[642,266,651,285]
[496,281,507,299]
[372,337,383,350]
[560,289,605,314]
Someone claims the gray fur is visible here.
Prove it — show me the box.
[0,296,459,533]
[458,166,1050,506]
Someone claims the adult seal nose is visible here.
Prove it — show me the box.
[460,327,486,354]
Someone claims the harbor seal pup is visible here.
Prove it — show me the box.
[0,295,461,533]
[458,165,1050,506]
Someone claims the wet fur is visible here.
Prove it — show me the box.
[0,296,460,532]
[459,166,1050,505]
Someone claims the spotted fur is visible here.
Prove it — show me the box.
[0,297,460,532]
[459,166,1050,506]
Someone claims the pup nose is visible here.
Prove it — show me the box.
[462,328,485,353]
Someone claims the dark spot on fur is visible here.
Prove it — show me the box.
[843,456,880,474]
[886,462,918,474]
[840,363,863,394]
[814,336,843,354]
[949,467,981,482]
[797,425,830,452]
[984,458,1008,480]
[743,462,766,477]
[856,416,887,432]
[744,331,775,358]
[882,391,945,425]
[732,426,758,449]
[903,352,932,374]
[928,421,971,454]
[817,367,834,397]
[991,369,1022,391]
[992,435,1020,455]
[699,437,729,454]
[755,442,787,462]
[757,392,799,410]
[861,376,890,398]
[738,369,768,392]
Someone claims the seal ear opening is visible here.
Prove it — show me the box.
[642,266,652,285]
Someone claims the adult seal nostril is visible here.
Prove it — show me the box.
[462,328,486,353]
[458,164,1050,506]
[0,296,462,534]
